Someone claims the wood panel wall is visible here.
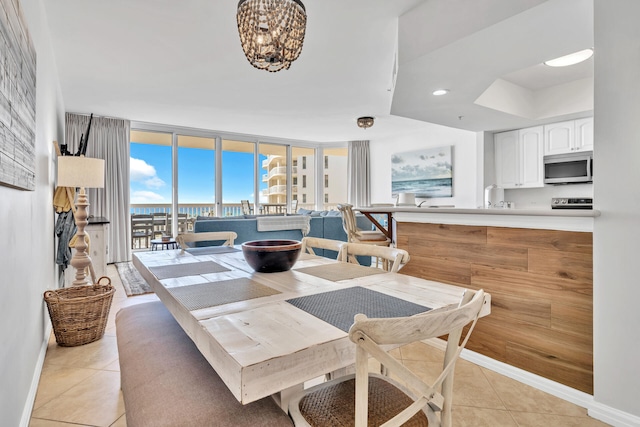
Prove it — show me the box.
[397,222,593,394]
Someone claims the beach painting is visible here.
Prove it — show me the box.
[391,146,453,198]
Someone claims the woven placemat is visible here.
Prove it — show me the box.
[294,263,386,282]
[167,278,281,311]
[149,261,230,280]
[286,286,430,332]
[185,246,240,256]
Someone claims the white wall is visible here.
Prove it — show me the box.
[591,0,640,424]
[370,124,479,207]
[0,0,65,425]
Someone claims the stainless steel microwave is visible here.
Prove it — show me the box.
[543,152,593,184]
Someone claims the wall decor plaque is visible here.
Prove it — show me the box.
[0,0,37,191]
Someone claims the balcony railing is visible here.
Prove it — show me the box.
[130,202,342,250]
[130,203,243,218]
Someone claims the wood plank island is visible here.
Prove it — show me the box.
[358,207,599,394]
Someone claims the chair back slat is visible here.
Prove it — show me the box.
[177,231,238,253]
[301,237,345,258]
[341,242,409,272]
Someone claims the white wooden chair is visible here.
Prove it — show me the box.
[337,204,391,246]
[301,236,346,260]
[341,242,410,272]
[176,231,237,253]
[289,289,486,427]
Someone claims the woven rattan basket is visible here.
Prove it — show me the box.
[44,276,115,347]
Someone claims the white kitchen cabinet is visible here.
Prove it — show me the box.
[575,117,594,152]
[495,126,544,189]
[544,117,593,155]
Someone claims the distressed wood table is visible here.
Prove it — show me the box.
[133,247,490,409]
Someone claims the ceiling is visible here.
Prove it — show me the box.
[43,0,594,143]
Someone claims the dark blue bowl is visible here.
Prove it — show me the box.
[241,239,302,273]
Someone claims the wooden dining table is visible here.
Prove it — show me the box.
[132,246,490,409]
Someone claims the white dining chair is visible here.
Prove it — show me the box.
[341,242,410,272]
[176,231,238,253]
[301,236,346,260]
[289,289,486,427]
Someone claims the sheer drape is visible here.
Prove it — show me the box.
[347,140,370,207]
[65,113,131,263]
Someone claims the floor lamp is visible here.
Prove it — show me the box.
[57,156,105,286]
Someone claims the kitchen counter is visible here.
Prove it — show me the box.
[359,206,599,217]
[357,206,599,233]
[357,205,596,393]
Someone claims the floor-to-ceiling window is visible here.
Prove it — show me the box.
[130,130,173,213]
[222,139,255,216]
[322,147,348,210]
[259,143,288,213]
[130,122,347,240]
[292,146,315,211]
[177,135,215,229]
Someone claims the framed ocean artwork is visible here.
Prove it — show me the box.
[391,145,453,198]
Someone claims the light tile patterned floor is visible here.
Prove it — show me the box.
[30,265,610,427]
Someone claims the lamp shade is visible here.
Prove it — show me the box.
[57,156,105,188]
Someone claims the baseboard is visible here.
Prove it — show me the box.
[588,401,640,427]
[423,338,640,427]
[20,322,51,427]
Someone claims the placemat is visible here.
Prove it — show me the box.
[149,261,230,280]
[286,286,431,332]
[185,246,240,256]
[294,263,386,282]
[167,278,281,311]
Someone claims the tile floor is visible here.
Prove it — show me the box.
[30,264,610,427]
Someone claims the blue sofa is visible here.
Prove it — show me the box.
[192,211,374,263]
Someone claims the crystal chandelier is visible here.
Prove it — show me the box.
[236,0,307,72]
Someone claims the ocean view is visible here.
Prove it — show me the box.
[392,178,452,198]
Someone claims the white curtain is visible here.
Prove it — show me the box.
[65,113,131,263]
[347,140,370,207]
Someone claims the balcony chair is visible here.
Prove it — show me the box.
[177,231,238,253]
[341,242,410,273]
[167,213,189,234]
[131,214,153,249]
[241,200,254,215]
[289,199,298,214]
[151,212,168,239]
[289,289,486,427]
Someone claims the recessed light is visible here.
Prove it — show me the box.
[544,48,593,67]
[432,89,449,96]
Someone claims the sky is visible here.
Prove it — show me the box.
[130,143,267,205]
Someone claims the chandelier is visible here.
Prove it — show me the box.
[357,116,375,129]
[236,0,307,72]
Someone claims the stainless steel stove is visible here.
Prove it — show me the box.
[551,197,593,209]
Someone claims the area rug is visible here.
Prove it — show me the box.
[115,262,153,297]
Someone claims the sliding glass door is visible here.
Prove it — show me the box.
[176,135,215,231]
[222,139,255,216]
